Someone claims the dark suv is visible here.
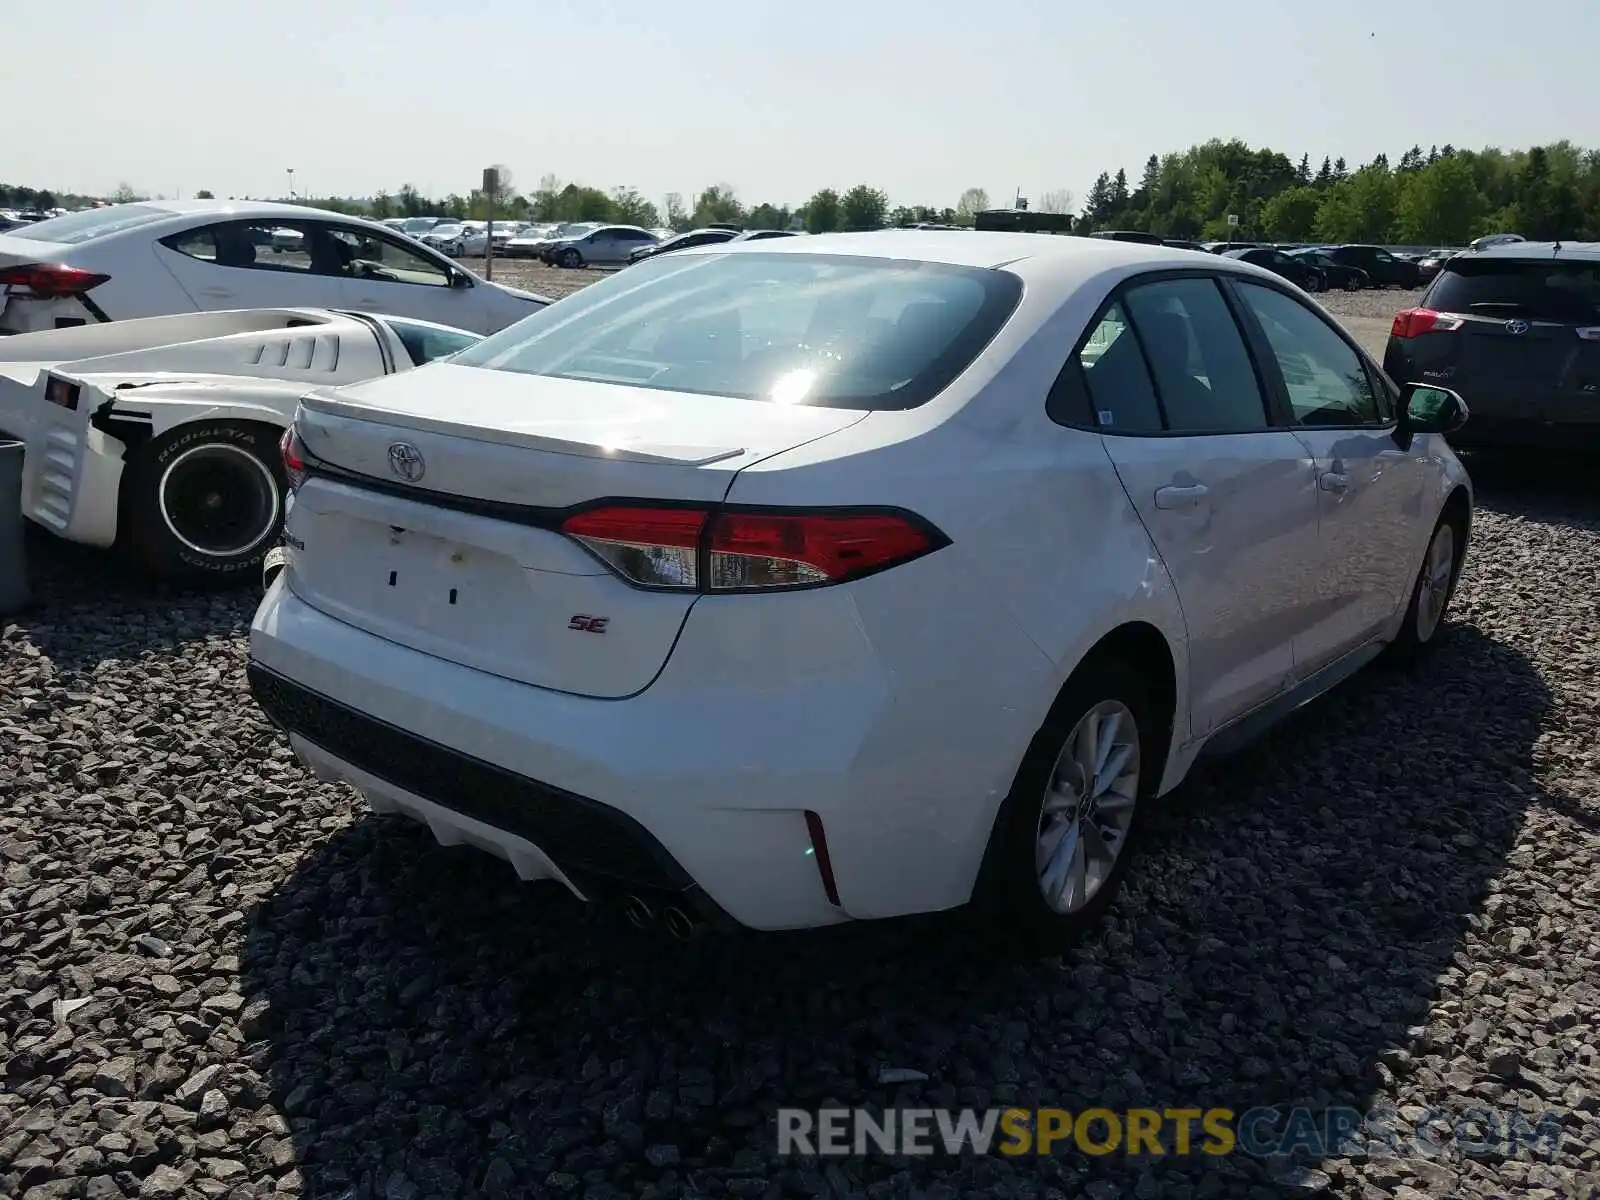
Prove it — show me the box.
[1382,242,1600,450]
[1327,245,1423,288]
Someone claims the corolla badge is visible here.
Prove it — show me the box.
[387,442,426,482]
[1505,319,1529,335]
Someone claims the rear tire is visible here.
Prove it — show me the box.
[117,421,286,589]
[974,656,1158,956]
[1343,275,1362,292]
[1382,509,1465,665]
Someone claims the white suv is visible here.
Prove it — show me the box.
[248,233,1472,949]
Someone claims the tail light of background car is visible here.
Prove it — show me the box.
[279,427,307,491]
[560,505,947,593]
[44,375,80,411]
[0,263,111,299]
[1391,308,1466,339]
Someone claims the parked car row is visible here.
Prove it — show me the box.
[0,208,1497,948]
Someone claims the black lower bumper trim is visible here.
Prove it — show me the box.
[246,662,703,899]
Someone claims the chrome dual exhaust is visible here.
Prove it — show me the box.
[621,895,702,940]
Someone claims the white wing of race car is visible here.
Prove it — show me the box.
[0,307,480,586]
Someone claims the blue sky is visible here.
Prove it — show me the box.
[5,0,1596,211]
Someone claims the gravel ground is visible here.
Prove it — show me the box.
[4,303,1599,1199]
[461,259,609,302]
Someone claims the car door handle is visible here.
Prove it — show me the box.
[1318,471,1350,492]
[198,287,233,298]
[1154,484,1208,509]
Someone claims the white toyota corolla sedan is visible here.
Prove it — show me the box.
[247,232,1473,948]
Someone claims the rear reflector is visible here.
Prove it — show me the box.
[559,504,946,593]
[44,375,79,411]
[1391,308,1465,339]
[0,263,111,299]
[804,810,842,907]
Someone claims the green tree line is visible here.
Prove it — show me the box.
[13,137,1599,246]
[1076,139,1600,245]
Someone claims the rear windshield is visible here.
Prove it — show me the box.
[1430,258,1600,322]
[6,204,173,244]
[452,251,1023,411]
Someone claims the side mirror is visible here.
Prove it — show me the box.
[449,269,473,290]
[1394,382,1468,448]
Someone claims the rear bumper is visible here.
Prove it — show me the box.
[247,575,1041,931]
[247,661,736,924]
[1,296,97,336]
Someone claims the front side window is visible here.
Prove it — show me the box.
[1123,277,1269,432]
[328,228,451,287]
[1235,282,1384,426]
[452,251,1023,411]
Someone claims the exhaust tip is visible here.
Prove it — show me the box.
[662,906,700,941]
[622,895,654,929]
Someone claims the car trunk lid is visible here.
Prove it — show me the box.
[285,364,867,697]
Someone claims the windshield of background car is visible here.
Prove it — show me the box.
[1429,258,1600,323]
[451,251,1024,411]
[6,204,174,244]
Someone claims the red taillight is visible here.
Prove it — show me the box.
[709,510,937,590]
[0,263,110,299]
[44,375,80,411]
[558,505,944,592]
[279,427,307,490]
[560,507,706,589]
[1390,308,1464,339]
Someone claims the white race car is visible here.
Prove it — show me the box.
[0,308,480,586]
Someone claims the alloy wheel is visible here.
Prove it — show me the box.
[1035,700,1140,914]
[1415,523,1456,642]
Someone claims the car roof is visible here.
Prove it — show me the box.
[706,228,1195,266]
[697,230,1283,294]
[1463,240,1600,263]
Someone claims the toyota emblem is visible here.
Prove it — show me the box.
[387,442,426,482]
[1505,319,1529,336]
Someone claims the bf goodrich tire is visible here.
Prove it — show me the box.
[118,421,286,588]
[974,655,1159,955]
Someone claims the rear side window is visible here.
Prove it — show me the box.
[1429,258,1600,322]
[454,251,1023,411]
[1072,302,1163,432]
[1124,278,1269,432]
[8,204,173,244]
